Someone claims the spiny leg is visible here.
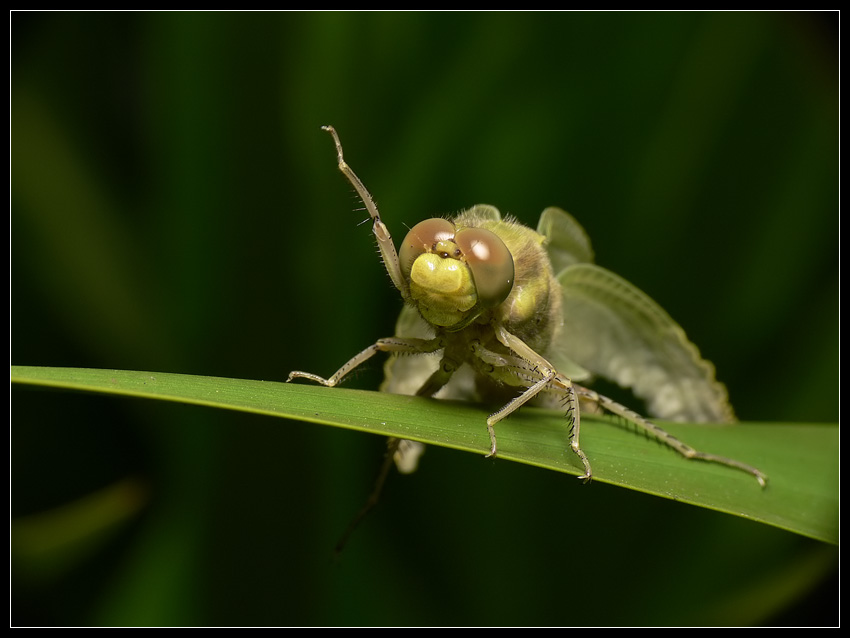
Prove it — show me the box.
[321,125,408,297]
[576,385,768,487]
[470,340,553,456]
[486,374,552,458]
[560,378,592,481]
[288,336,443,388]
[471,339,593,478]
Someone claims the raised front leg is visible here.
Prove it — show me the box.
[322,126,409,298]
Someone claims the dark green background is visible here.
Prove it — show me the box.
[11,11,837,626]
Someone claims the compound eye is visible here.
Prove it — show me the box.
[454,227,515,307]
[399,218,456,277]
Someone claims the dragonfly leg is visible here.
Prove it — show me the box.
[288,336,443,387]
[575,385,767,487]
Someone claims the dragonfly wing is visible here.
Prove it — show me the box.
[537,206,595,273]
[535,206,596,383]
[557,263,735,423]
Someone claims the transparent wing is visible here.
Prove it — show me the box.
[537,206,595,273]
[557,263,735,423]
[536,207,595,382]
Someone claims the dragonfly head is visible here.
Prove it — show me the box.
[399,218,515,329]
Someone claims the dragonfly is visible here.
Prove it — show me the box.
[289,126,767,549]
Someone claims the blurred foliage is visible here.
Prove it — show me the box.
[11,11,837,626]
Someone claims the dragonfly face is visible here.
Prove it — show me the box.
[399,215,515,328]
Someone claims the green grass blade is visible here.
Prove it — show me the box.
[11,365,837,545]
